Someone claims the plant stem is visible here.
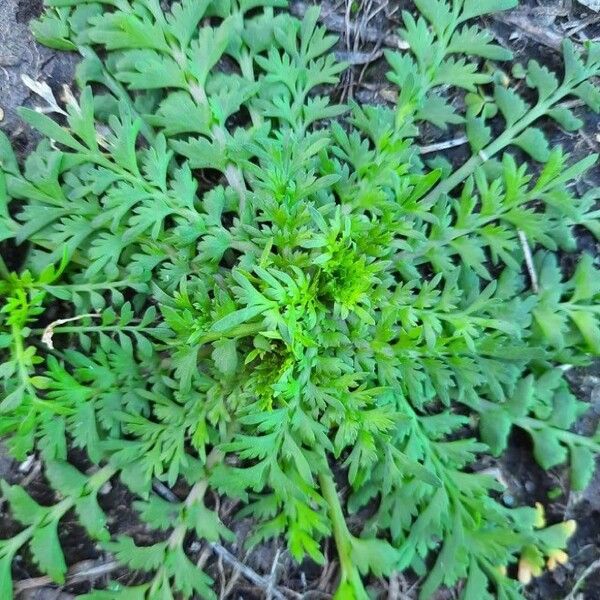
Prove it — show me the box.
[32,324,152,335]
[198,322,268,345]
[420,89,569,207]
[520,417,600,452]
[11,322,75,416]
[167,446,225,550]
[31,321,263,344]
[466,396,600,452]
[7,465,116,557]
[318,471,355,582]
[80,46,156,144]
[0,253,10,280]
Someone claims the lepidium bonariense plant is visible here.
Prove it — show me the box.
[1,0,600,598]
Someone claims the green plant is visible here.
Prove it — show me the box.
[1,0,600,598]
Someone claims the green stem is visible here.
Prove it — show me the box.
[421,89,569,207]
[196,322,268,345]
[11,322,74,416]
[466,396,600,452]
[31,324,153,336]
[12,323,41,400]
[397,185,542,263]
[80,46,156,144]
[318,472,354,572]
[0,253,10,280]
[5,526,34,556]
[43,279,133,292]
[31,318,263,346]
[166,446,224,550]
[88,465,118,491]
[6,465,116,556]
[318,470,368,599]
[47,465,116,522]
[519,416,600,452]
[91,154,199,221]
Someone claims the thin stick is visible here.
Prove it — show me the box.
[565,558,600,600]
[20,461,42,489]
[210,543,287,600]
[15,560,120,593]
[492,11,563,51]
[290,1,407,49]
[266,548,282,600]
[152,479,180,502]
[419,136,468,155]
[41,314,101,349]
[387,572,412,600]
[148,443,288,600]
[219,547,248,599]
[517,230,539,294]
[335,49,384,65]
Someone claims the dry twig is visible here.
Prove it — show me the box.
[41,314,101,349]
[564,557,600,600]
[419,136,468,155]
[210,543,288,600]
[266,548,282,600]
[387,572,413,600]
[492,10,564,51]
[15,560,119,594]
[518,230,539,294]
[290,1,407,49]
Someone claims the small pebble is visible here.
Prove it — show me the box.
[525,480,536,493]
[99,482,112,495]
[18,455,35,473]
[503,493,515,506]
